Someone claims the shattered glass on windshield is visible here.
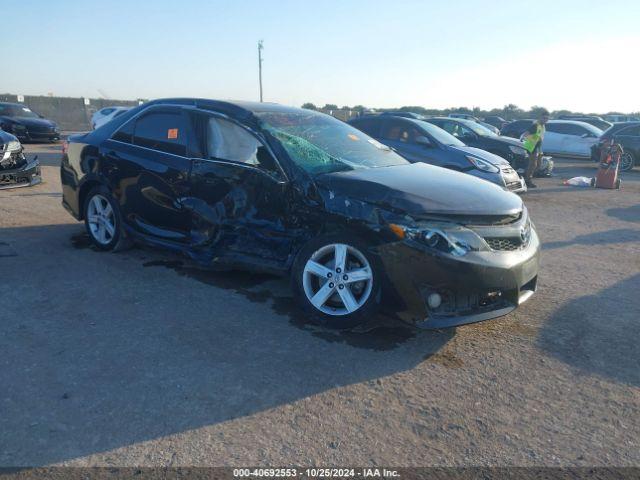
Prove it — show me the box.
[257,111,408,175]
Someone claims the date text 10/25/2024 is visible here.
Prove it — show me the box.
[233,469,400,478]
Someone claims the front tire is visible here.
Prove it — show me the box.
[291,235,381,329]
[83,186,127,251]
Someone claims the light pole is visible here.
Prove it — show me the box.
[258,40,264,102]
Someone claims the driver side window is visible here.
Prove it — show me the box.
[206,117,279,173]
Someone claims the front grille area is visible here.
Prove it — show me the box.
[506,180,523,191]
[485,237,523,251]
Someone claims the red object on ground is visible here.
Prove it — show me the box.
[594,140,622,189]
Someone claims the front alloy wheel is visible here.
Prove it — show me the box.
[293,237,381,328]
[303,243,373,315]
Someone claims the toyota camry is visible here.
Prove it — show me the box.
[60,99,540,329]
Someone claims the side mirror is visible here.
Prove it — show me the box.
[415,135,432,147]
[38,114,45,119]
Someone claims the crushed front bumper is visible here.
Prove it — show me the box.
[375,229,540,329]
[0,157,42,190]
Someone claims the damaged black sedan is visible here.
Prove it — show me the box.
[61,99,540,329]
[1,130,41,190]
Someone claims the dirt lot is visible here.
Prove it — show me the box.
[1,142,639,467]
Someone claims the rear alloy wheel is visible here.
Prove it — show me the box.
[620,151,635,171]
[83,186,129,251]
[293,236,381,329]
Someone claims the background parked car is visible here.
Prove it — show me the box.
[477,120,500,135]
[0,130,41,189]
[423,117,532,170]
[349,115,526,192]
[426,117,553,177]
[591,121,640,171]
[0,102,60,142]
[483,115,508,130]
[501,119,535,139]
[557,115,612,131]
[91,106,131,130]
[543,120,603,158]
[604,114,640,123]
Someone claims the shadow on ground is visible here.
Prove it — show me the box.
[0,223,454,465]
[606,204,640,224]
[542,228,639,250]
[537,274,640,387]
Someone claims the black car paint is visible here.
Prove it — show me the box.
[0,130,42,189]
[61,99,540,328]
[0,102,60,142]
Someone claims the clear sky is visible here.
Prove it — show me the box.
[5,0,640,113]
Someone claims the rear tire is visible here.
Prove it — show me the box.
[83,186,130,251]
[291,234,382,329]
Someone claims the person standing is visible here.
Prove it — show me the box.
[522,110,549,188]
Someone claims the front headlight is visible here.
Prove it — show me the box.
[389,222,488,256]
[509,145,527,155]
[466,155,499,173]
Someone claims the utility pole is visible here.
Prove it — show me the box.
[258,40,264,102]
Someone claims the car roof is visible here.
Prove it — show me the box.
[85,98,327,142]
[547,119,603,133]
[147,98,307,115]
[429,116,475,125]
[0,102,25,107]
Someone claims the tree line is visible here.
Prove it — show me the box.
[300,103,638,120]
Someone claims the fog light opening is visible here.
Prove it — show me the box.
[427,293,442,309]
[480,290,502,307]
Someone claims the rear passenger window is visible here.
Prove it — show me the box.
[546,123,567,134]
[563,124,583,136]
[134,112,187,156]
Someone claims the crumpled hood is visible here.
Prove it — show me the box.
[315,163,522,217]
[449,145,510,165]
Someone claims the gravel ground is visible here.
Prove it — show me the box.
[1,143,639,467]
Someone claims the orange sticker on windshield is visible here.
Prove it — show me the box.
[167,128,178,139]
[348,134,359,141]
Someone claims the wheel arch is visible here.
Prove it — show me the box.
[78,178,108,220]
